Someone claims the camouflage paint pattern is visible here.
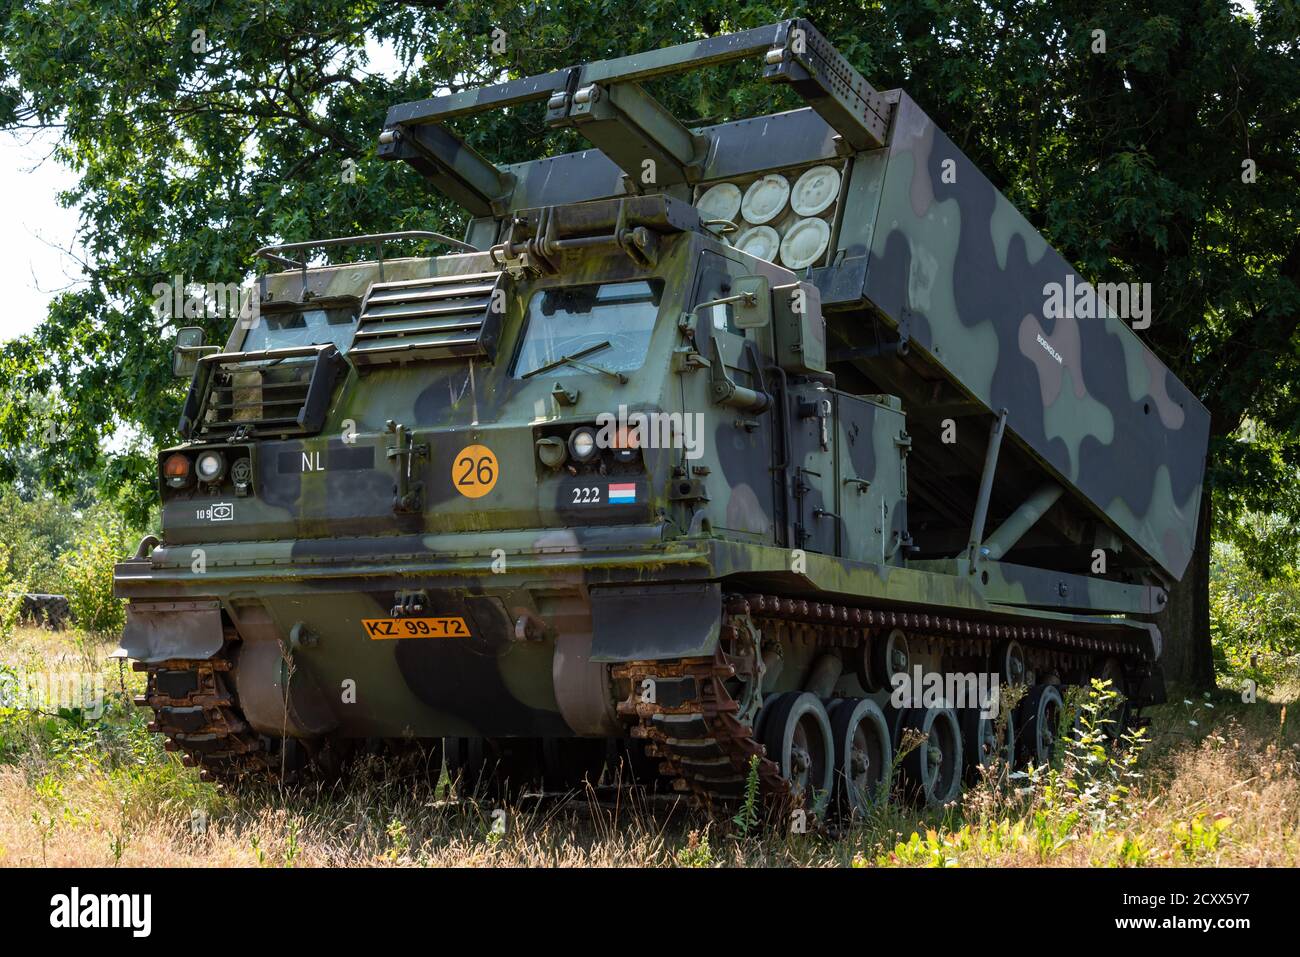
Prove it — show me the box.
[115,21,1205,740]
[857,93,1209,580]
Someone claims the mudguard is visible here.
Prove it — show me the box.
[112,600,224,663]
[589,583,721,662]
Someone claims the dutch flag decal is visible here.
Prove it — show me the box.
[608,482,637,504]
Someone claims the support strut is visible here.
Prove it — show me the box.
[967,408,1008,566]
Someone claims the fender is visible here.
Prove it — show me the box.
[113,600,224,663]
[588,582,721,662]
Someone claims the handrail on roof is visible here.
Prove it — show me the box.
[255,230,477,271]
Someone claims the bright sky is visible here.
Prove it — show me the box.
[0,126,84,343]
[0,36,409,347]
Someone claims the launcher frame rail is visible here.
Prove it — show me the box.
[377,19,892,216]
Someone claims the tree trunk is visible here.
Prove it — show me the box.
[1155,490,1215,693]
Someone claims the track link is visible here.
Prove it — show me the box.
[614,592,1150,812]
[134,630,274,782]
[615,649,789,810]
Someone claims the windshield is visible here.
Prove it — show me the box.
[513,280,662,379]
[238,307,357,353]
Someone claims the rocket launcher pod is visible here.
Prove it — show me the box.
[378,18,1209,584]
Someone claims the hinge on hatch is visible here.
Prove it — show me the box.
[385,419,428,513]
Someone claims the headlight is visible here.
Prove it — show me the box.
[163,453,191,488]
[195,450,226,483]
[568,427,599,463]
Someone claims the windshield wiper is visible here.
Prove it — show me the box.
[521,340,627,383]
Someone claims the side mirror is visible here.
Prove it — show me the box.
[731,275,771,329]
[173,326,212,378]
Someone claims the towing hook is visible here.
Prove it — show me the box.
[134,534,161,560]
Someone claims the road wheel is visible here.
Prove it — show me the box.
[827,697,892,816]
[901,706,963,806]
[963,707,1014,775]
[760,691,834,816]
[1016,684,1064,766]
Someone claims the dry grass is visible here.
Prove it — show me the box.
[1,625,1297,867]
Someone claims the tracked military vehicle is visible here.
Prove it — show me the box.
[115,20,1209,814]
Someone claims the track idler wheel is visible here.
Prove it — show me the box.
[827,698,892,816]
[900,707,963,806]
[760,692,833,815]
[1016,684,1064,766]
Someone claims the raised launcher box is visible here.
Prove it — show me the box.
[375,17,1209,583]
[815,91,1210,582]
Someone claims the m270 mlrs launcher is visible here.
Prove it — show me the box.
[115,20,1209,814]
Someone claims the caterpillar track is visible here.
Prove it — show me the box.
[135,632,413,785]
[134,628,276,783]
[133,596,1151,810]
[613,592,1152,812]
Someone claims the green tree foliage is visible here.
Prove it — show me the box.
[0,2,1297,680]
[0,484,85,594]
[1210,537,1300,690]
[0,543,26,643]
[58,510,135,641]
